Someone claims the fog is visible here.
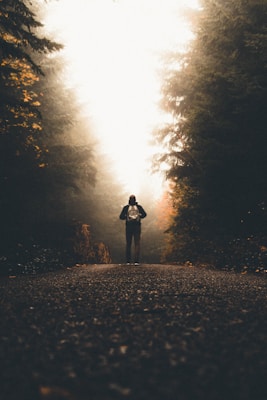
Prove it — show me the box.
[21,0,197,263]
[31,53,166,262]
[42,0,196,192]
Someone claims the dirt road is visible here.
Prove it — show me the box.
[0,264,266,400]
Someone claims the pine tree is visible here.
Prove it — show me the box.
[0,0,62,249]
[0,0,62,136]
[156,0,267,267]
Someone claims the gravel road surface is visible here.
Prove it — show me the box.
[0,264,266,400]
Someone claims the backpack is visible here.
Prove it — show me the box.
[127,205,140,222]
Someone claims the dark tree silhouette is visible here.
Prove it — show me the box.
[155,0,267,270]
[0,0,62,250]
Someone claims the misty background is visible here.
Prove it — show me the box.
[1,0,267,274]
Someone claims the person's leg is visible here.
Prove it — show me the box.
[126,226,133,263]
[133,225,141,263]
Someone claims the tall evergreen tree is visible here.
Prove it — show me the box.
[0,0,61,136]
[156,0,267,268]
[0,0,62,249]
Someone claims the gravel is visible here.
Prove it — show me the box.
[0,264,266,400]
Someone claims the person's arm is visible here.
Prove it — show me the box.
[119,206,128,220]
[138,205,147,219]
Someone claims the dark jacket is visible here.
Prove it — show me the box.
[119,203,147,224]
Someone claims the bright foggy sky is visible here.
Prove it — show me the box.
[44,0,199,198]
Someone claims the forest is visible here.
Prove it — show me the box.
[0,0,267,275]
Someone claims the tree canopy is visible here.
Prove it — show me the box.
[0,0,62,136]
[156,0,267,269]
[0,0,63,245]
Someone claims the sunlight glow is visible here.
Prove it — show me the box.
[44,0,199,198]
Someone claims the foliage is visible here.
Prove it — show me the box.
[156,0,267,270]
[0,0,62,137]
[0,0,63,248]
[72,222,111,264]
[0,1,101,263]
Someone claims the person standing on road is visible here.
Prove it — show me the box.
[119,195,147,265]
